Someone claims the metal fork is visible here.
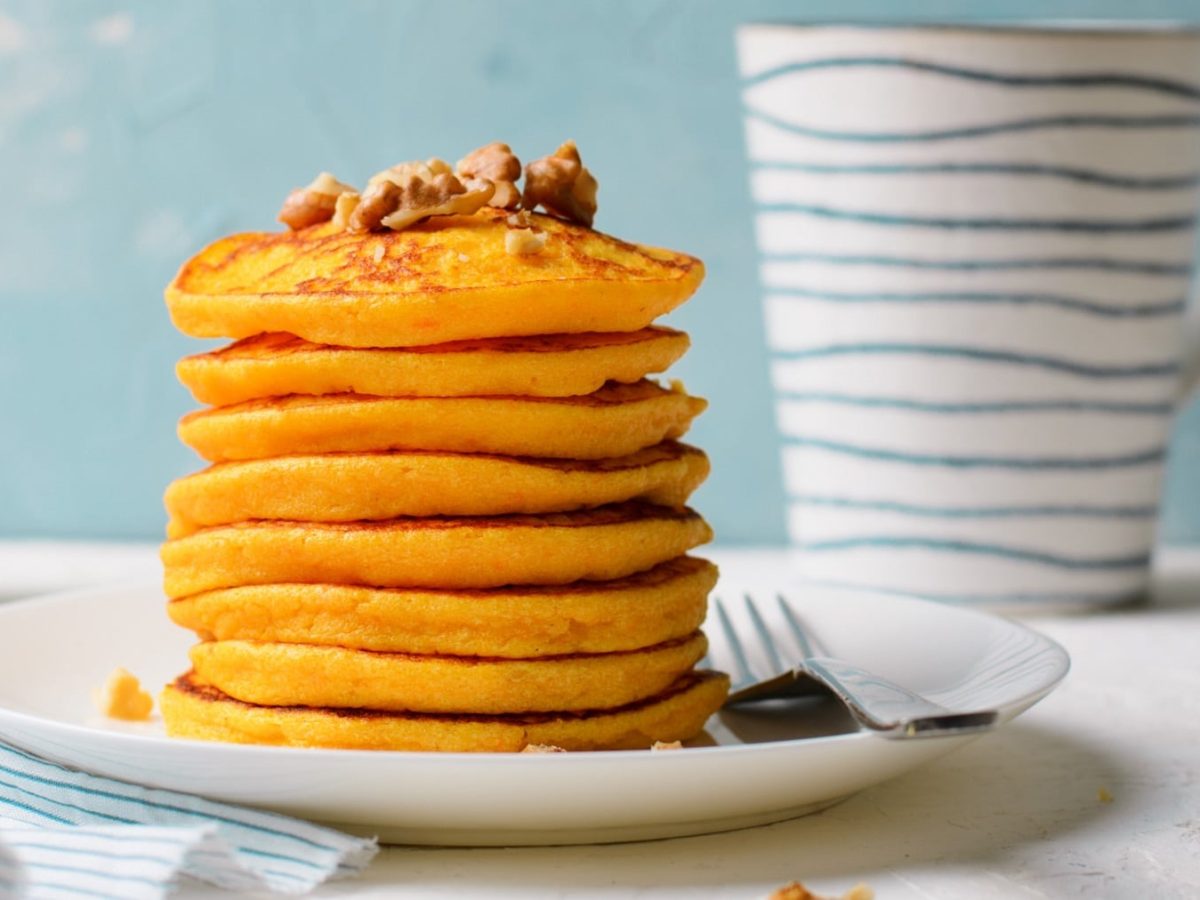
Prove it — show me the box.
[711,594,998,739]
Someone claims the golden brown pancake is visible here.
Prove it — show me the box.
[161,670,730,751]
[165,210,704,348]
[160,503,712,597]
[188,631,706,714]
[177,329,690,405]
[168,556,716,657]
[164,442,709,537]
[178,379,704,463]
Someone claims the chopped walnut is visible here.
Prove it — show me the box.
[523,140,598,227]
[505,228,547,256]
[368,158,453,188]
[332,191,360,229]
[380,172,493,231]
[349,180,403,232]
[278,171,356,230]
[651,740,683,751]
[457,142,522,210]
[352,163,494,233]
[521,743,567,754]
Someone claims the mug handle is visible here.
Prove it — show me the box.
[1182,302,1200,404]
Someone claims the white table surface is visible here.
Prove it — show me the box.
[1,541,1198,899]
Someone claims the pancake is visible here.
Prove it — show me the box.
[161,670,730,751]
[165,209,704,348]
[164,442,709,537]
[177,328,690,405]
[178,379,704,463]
[188,631,706,714]
[168,556,716,657]
[160,503,712,598]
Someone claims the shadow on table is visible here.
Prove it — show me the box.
[363,721,1129,895]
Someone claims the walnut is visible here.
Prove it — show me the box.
[505,228,547,256]
[651,740,683,751]
[349,180,403,232]
[457,142,521,210]
[368,158,453,188]
[379,172,494,231]
[521,743,567,754]
[352,161,494,232]
[278,171,356,230]
[522,140,598,227]
[331,191,360,229]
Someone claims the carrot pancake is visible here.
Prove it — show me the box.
[165,209,704,348]
[164,442,709,537]
[177,380,705,463]
[160,670,730,752]
[188,631,706,714]
[160,503,712,598]
[177,328,690,405]
[168,556,716,657]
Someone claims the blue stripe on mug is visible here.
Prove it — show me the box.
[744,110,1200,143]
[789,495,1159,519]
[774,393,1174,415]
[784,436,1167,469]
[775,344,1180,378]
[765,288,1185,317]
[793,536,1152,569]
[757,253,1193,276]
[742,57,1200,99]
[756,203,1197,233]
[748,161,1200,190]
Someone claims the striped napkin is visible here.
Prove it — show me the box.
[0,742,377,898]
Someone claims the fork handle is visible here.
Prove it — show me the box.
[803,657,998,738]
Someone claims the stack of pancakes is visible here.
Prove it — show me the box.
[158,208,729,751]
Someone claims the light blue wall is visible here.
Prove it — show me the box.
[2,0,1199,544]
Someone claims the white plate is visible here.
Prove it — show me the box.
[0,582,1068,846]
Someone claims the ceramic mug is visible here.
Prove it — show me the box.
[737,24,1200,605]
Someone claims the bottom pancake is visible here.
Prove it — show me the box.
[168,556,717,657]
[161,670,730,752]
[188,632,707,714]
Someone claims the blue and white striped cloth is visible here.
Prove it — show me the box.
[0,742,377,899]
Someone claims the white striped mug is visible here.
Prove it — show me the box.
[737,24,1200,606]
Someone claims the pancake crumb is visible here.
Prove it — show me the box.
[93,667,154,721]
[651,740,682,751]
[521,743,567,754]
[768,881,874,900]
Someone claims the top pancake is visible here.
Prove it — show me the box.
[165,209,705,348]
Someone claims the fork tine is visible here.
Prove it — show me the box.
[743,593,785,673]
[776,594,818,659]
[713,597,755,686]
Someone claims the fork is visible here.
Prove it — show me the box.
[710,594,999,739]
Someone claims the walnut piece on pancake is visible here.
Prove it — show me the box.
[523,139,598,227]
[368,157,454,188]
[351,163,495,233]
[457,142,522,210]
[332,191,361,229]
[92,667,154,721]
[277,171,357,230]
[505,227,547,256]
